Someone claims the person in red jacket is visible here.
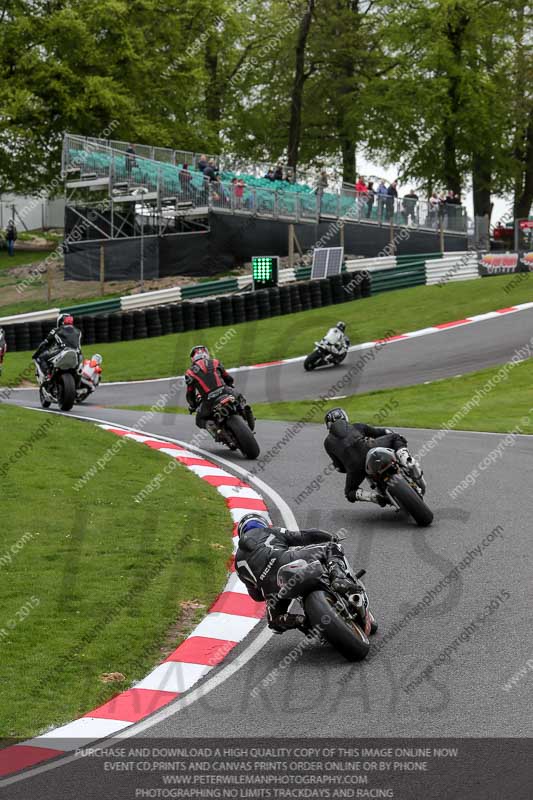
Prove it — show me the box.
[185,345,236,435]
[355,176,368,217]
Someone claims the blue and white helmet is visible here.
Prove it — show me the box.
[237,513,269,538]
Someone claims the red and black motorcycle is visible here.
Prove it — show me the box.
[209,390,260,460]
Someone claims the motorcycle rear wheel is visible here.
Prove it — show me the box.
[58,373,76,411]
[304,589,370,662]
[387,474,433,527]
[227,414,260,460]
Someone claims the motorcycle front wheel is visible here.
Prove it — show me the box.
[226,414,260,460]
[58,373,76,411]
[304,350,322,371]
[304,589,370,662]
[39,387,51,409]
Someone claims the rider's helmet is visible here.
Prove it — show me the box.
[324,407,349,429]
[237,513,269,538]
[57,313,74,327]
[336,321,346,332]
[190,345,210,364]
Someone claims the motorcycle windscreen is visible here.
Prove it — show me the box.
[51,348,79,370]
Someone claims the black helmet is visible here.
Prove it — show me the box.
[325,407,349,429]
[336,321,346,332]
[190,345,209,364]
[237,513,269,538]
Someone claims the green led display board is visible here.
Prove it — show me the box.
[252,255,279,289]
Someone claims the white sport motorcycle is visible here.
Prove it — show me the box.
[304,328,349,371]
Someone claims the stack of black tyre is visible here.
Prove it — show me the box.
[207,299,223,328]
[232,294,246,324]
[220,295,234,326]
[2,271,370,351]
[108,313,123,342]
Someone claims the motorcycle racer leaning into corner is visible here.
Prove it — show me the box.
[185,345,253,438]
[323,408,423,506]
[322,320,350,355]
[235,513,376,634]
[32,314,82,381]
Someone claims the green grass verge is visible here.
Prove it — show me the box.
[0,250,56,272]
[1,275,532,386]
[252,358,533,434]
[0,405,232,739]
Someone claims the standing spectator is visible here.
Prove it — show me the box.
[264,168,275,182]
[197,154,208,173]
[125,143,137,177]
[402,188,419,226]
[444,190,456,229]
[386,180,398,221]
[376,180,388,222]
[366,181,375,219]
[274,164,283,181]
[355,175,368,217]
[316,169,328,215]
[5,219,17,256]
[284,168,294,183]
[210,175,225,204]
[203,159,219,182]
[231,177,245,209]
[428,191,440,227]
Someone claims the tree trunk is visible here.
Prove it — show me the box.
[472,150,492,220]
[205,38,222,138]
[514,111,533,220]
[287,0,315,172]
[442,9,469,195]
[340,132,356,184]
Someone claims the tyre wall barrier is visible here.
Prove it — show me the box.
[2,271,369,351]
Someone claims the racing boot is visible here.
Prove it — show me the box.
[397,447,423,480]
[355,488,388,507]
[269,613,308,634]
[328,558,359,596]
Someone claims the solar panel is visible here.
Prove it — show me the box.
[311,247,344,280]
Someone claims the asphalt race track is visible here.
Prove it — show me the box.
[2,309,532,798]
[8,305,533,409]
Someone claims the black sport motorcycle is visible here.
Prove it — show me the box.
[277,548,376,662]
[35,346,81,411]
[209,390,260,460]
[304,337,348,371]
[365,446,433,527]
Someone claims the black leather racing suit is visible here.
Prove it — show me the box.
[32,325,82,376]
[185,357,235,428]
[324,420,407,501]
[235,526,353,629]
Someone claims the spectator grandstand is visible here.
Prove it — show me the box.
[63,134,467,232]
[62,134,469,280]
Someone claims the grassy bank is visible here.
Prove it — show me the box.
[253,358,533,434]
[0,405,232,739]
[1,274,532,386]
